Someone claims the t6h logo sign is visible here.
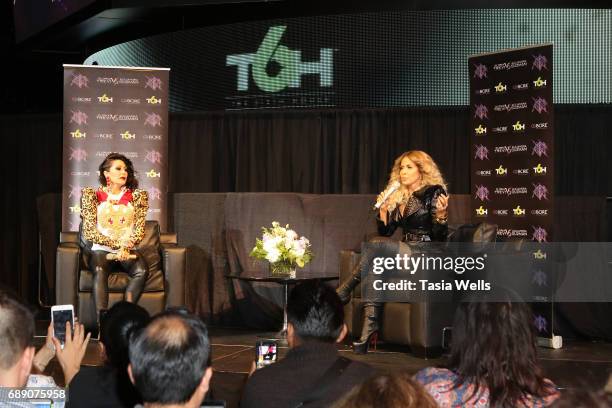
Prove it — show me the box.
[226,26,334,92]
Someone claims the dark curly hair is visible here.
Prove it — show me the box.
[98,153,138,190]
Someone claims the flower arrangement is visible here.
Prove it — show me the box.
[250,222,313,277]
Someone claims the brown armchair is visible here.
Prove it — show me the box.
[55,220,186,330]
[340,222,498,358]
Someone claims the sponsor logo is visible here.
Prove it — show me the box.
[70,73,89,88]
[533,249,547,259]
[145,76,163,91]
[69,147,87,162]
[70,129,86,139]
[532,226,548,243]
[532,97,548,114]
[474,104,488,120]
[227,25,334,92]
[534,315,548,333]
[120,131,136,140]
[531,122,548,130]
[475,206,488,216]
[532,140,549,157]
[146,96,162,104]
[68,185,82,199]
[148,208,162,214]
[533,163,547,175]
[512,168,530,175]
[493,102,528,112]
[95,151,138,159]
[494,82,507,93]
[495,165,507,176]
[497,229,528,237]
[533,270,547,287]
[532,183,549,200]
[144,113,163,127]
[492,126,508,133]
[512,121,525,132]
[146,169,161,178]
[97,94,113,103]
[512,205,526,216]
[512,82,529,90]
[143,134,163,140]
[95,133,113,139]
[475,125,487,135]
[494,187,528,196]
[70,110,88,125]
[121,98,141,105]
[532,54,549,71]
[96,77,140,86]
[475,185,490,201]
[531,209,549,216]
[68,204,81,214]
[473,63,487,79]
[71,97,92,103]
[533,77,547,87]
[148,187,162,201]
[493,59,528,71]
[474,144,489,160]
[475,88,490,95]
[96,114,139,122]
[493,209,508,216]
[475,169,491,176]
[145,150,162,164]
[70,171,90,176]
[494,144,527,155]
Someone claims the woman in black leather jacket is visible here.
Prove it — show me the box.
[337,150,449,353]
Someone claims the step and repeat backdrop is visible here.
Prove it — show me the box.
[62,65,169,231]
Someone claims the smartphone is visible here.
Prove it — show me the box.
[51,304,74,349]
[255,340,278,369]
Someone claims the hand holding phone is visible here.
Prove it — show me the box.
[255,340,278,369]
[51,304,74,349]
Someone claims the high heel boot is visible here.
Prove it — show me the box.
[353,302,382,354]
[336,263,362,305]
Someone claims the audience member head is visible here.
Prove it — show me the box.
[0,289,35,387]
[128,310,212,408]
[448,288,557,406]
[100,301,150,370]
[286,280,347,346]
[332,371,437,408]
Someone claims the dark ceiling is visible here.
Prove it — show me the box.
[2,0,611,113]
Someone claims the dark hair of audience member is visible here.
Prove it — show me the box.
[128,310,210,404]
[0,289,34,370]
[448,289,557,407]
[286,280,344,342]
[332,371,438,408]
[100,301,150,369]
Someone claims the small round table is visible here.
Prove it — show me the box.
[228,275,338,342]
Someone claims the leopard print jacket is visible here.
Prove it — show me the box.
[80,187,148,250]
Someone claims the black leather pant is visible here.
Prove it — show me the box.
[88,250,148,319]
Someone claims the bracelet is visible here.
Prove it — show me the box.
[435,215,448,224]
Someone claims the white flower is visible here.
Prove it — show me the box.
[265,247,280,263]
[263,236,282,254]
[292,240,306,257]
[286,229,298,240]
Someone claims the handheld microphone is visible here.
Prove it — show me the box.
[106,253,137,260]
[374,181,401,210]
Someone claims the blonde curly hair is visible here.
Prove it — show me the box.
[383,150,447,211]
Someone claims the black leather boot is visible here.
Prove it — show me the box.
[353,302,382,354]
[336,270,361,305]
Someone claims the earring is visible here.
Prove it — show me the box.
[106,176,111,188]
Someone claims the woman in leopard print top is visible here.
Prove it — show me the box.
[80,153,149,324]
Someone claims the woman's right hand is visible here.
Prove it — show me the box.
[116,247,131,261]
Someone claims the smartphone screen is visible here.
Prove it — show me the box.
[255,340,277,369]
[52,309,74,346]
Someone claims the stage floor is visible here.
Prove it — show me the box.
[34,325,612,408]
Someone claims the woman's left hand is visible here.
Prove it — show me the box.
[436,194,449,217]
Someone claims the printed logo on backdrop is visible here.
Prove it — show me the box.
[226,25,335,109]
[70,74,89,88]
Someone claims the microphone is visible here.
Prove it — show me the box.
[106,253,137,260]
[374,181,401,210]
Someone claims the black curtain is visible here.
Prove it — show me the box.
[1,106,611,303]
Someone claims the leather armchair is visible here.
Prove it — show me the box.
[340,222,498,358]
[56,220,186,330]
